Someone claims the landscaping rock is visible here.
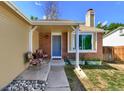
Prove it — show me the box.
[2,80,47,91]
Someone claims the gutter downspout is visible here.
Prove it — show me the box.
[29,26,38,52]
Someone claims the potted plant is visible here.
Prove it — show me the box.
[82,58,102,65]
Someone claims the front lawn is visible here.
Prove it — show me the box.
[64,65,85,91]
[81,64,124,91]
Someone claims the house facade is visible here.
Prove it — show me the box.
[103,27,124,62]
[103,27,124,46]
[33,9,104,60]
[37,25,103,60]
[0,1,104,89]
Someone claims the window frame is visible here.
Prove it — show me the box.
[79,33,93,51]
[68,31,97,53]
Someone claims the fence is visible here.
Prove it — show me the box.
[103,46,124,63]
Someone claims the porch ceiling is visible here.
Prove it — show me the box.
[36,25,75,33]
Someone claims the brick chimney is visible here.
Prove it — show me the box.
[85,9,95,27]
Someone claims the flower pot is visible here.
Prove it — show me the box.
[86,61,102,65]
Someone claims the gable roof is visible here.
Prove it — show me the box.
[3,1,83,26]
[104,26,124,38]
[2,1,104,33]
[3,1,32,24]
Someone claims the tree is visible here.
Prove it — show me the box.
[44,1,59,20]
[30,16,38,21]
[96,22,108,30]
[96,22,124,35]
[107,23,124,31]
[96,22,124,34]
[96,22,102,28]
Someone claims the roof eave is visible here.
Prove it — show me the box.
[79,25,105,33]
[80,30,104,33]
[3,1,32,25]
[31,21,83,26]
[104,26,124,38]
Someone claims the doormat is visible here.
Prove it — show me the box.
[53,60,58,63]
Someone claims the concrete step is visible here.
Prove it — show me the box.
[50,59,65,66]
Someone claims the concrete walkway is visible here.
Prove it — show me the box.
[45,60,70,91]
[107,63,124,71]
[16,62,50,81]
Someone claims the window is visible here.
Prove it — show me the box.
[72,33,76,50]
[79,34,92,50]
[69,32,94,52]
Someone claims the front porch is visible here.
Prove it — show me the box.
[31,23,103,62]
[32,25,75,59]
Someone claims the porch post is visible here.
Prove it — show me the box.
[76,27,80,68]
[29,26,38,52]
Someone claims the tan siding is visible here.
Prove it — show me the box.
[0,3,30,89]
[33,31,39,52]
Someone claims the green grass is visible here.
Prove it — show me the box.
[64,65,76,90]
[64,65,85,91]
[81,64,124,91]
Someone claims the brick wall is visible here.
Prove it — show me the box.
[39,32,103,60]
[62,32,103,60]
[39,32,51,58]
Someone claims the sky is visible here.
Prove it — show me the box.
[13,1,124,25]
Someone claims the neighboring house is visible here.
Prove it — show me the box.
[103,27,124,62]
[0,1,104,89]
[103,27,124,46]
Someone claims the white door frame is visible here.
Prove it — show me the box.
[51,32,62,59]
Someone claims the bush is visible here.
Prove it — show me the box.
[23,52,32,63]
[64,58,71,65]
[81,58,101,61]
[81,58,102,65]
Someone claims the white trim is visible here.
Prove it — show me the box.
[67,32,70,53]
[51,32,62,59]
[91,33,94,50]
[31,26,38,32]
[104,26,124,38]
[71,26,76,31]
[51,32,62,35]
[76,27,79,68]
[68,50,97,53]
[32,21,83,26]
[51,56,62,59]
[75,32,94,50]
[96,32,97,52]
[94,12,95,27]
[29,26,38,52]
[4,1,32,24]
[72,33,75,51]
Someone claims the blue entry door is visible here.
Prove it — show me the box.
[52,35,61,58]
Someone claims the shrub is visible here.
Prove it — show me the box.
[23,52,32,63]
[81,58,101,61]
